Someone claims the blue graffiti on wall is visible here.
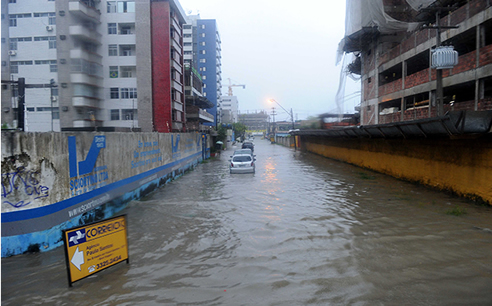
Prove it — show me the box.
[68,135,109,197]
[172,135,181,159]
[2,167,49,208]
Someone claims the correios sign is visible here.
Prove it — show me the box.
[62,215,129,286]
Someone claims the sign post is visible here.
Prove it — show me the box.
[62,215,129,287]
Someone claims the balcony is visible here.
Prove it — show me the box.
[172,80,183,93]
[71,73,101,86]
[173,101,183,112]
[70,48,101,62]
[69,1,101,23]
[69,25,102,44]
[72,96,99,108]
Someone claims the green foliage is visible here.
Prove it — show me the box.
[217,125,227,142]
[1,123,10,130]
[446,206,467,216]
[358,172,375,180]
[232,122,247,138]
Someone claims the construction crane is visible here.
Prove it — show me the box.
[223,78,245,96]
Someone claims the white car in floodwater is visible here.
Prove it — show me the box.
[229,154,255,174]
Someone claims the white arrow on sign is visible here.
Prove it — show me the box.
[71,246,84,271]
[69,230,85,245]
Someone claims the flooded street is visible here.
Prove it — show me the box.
[3,139,492,305]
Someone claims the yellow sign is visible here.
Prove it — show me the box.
[63,215,129,286]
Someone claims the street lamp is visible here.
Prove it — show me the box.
[268,99,296,149]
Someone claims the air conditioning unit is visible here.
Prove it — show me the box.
[46,25,54,31]
[51,96,57,102]
[8,50,16,56]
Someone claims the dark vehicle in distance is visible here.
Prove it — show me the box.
[242,141,254,152]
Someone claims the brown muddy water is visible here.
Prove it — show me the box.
[2,139,492,305]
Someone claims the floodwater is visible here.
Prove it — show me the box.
[3,139,492,305]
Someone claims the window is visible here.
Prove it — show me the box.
[110,109,120,120]
[9,13,31,27]
[109,66,118,78]
[107,1,117,13]
[118,1,135,13]
[50,61,57,72]
[9,0,16,3]
[108,23,117,35]
[201,42,206,46]
[184,34,192,38]
[49,16,56,25]
[49,37,56,49]
[34,36,56,49]
[200,50,206,54]
[120,45,133,56]
[201,24,205,29]
[120,26,132,35]
[110,88,119,99]
[10,61,32,74]
[183,25,192,29]
[120,66,135,78]
[108,44,117,56]
[9,39,17,50]
[199,59,206,63]
[52,107,59,119]
[26,107,35,112]
[201,33,205,37]
[121,88,137,99]
[122,109,136,120]
[9,16,17,27]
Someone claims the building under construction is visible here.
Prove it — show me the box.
[339,0,492,126]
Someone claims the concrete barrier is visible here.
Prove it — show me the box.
[1,131,211,257]
[300,136,492,205]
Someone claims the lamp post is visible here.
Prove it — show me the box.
[269,99,296,149]
[50,79,55,132]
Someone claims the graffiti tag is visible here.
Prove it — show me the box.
[2,167,50,208]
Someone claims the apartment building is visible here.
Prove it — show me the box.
[340,0,492,125]
[184,15,222,127]
[1,0,187,132]
[220,95,238,123]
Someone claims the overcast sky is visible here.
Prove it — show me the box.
[179,0,361,121]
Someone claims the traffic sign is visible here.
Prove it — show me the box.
[62,215,129,286]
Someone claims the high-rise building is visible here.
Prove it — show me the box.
[1,0,187,133]
[220,95,238,123]
[184,15,222,127]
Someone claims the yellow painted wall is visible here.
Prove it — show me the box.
[302,136,492,204]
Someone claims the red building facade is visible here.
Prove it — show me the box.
[151,1,186,132]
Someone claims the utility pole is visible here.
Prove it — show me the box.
[18,78,25,131]
[422,7,459,116]
[2,78,59,131]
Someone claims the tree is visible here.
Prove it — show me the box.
[232,122,247,139]
[217,125,227,142]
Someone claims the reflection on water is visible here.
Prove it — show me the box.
[3,139,492,305]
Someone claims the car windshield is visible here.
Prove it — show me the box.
[233,156,252,162]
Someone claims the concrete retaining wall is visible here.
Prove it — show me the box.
[1,131,211,256]
[300,135,492,205]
